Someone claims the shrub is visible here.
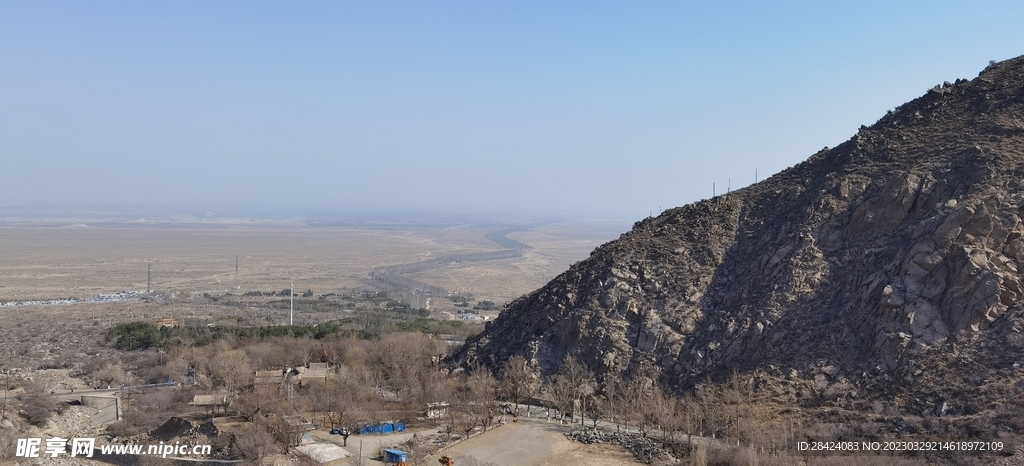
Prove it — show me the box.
[21,395,58,427]
[105,322,165,350]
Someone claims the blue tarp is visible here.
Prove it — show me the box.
[384,449,408,463]
[359,422,406,435]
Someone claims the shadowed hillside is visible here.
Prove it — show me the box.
[457,56,1024,424]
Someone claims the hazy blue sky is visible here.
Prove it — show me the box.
[2,2,1022,220]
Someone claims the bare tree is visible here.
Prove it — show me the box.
[610,370,643,436]
[268,400,305,452]
[583,392,604,429]
[401,436,438,466]
[245,341,289,370]
[549,355,594,425]
[120,389,180,434]
[499,355,537,412]
[20,396,57,427]
[323,378,366,433]
[92,363,127,388]
[371,332,439,400]
[602,376,627,432]
[209,349,253,393]
[161,356,189,384]
[655,389,677,443]
[443,373,490,440]
[234,423,280,463]
[18,380,62,427]
[626,376,656,437]
[466,367,497,432]
[678,394,703,451]
[408,360,448,406]
[306,381,332,427]
[235,384,279,424]
[696,378,725,439]
[281,338,313,368]
[547,373,574,425]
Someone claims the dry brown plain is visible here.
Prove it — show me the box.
[0,221,625,302]
[0,219,627,368]
[407,223,627,303]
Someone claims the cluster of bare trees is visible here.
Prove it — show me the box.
[499,354,788,459]
[443,368,497,440]
[13,317,793,463]
[534,356,668,432]
[497,355,539,413]
[70,332,458,459]
[18,382,63,427]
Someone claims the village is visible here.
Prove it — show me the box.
[2,336,658,466]
[0,287,665,466]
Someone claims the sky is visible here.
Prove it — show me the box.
[2,1,1023,221]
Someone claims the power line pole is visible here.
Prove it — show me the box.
[290,283,294,326]
[3,347,11,420]
[235,255,239,290]
[147,264,151,294]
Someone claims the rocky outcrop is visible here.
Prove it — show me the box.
[565,429,668,463]
[456,56,1024,404]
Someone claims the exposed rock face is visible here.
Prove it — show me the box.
[457,57,1024,399]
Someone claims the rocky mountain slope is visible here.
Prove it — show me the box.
[457,56,1024,413]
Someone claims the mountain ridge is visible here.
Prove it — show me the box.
[456,56,1024,417]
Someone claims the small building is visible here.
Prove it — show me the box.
[383,449,409,464]
[359,422,406,434]
[426,402,449,419]
[298,363,329,384]
[433,335,464,347]
[191,394,231,416]
[156,317,180,328]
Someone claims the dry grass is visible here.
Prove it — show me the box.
[0,224,484,300]
[408,222,625,302]
[0,221,624,302]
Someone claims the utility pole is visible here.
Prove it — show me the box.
[290,283,294,326]
[147,264,151,294]
[2,347,10,420]
[235,255,239,290]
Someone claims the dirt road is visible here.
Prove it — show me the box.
[437,418,644,466]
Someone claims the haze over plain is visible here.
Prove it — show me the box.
[2,1,1022,220]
